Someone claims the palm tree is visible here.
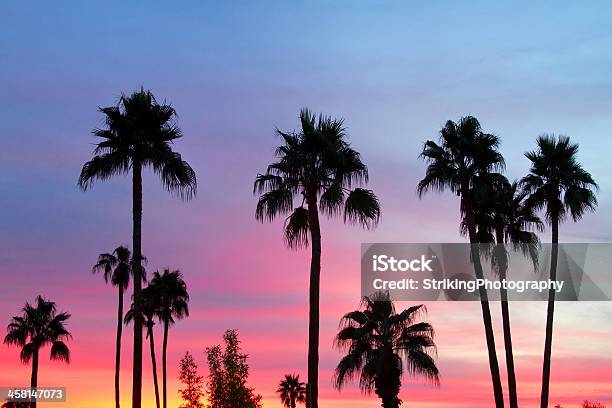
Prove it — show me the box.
[148,269,189,408]
[254,108,381,408]
[334,292,439,408]
[3,296,71,408]
[467,177,543,408]
[521,135,598,408]
[125,285,161,408]
[78,88,197,408]
[277,374,306,408]
[93,246,142,408]
[418,116,505,407]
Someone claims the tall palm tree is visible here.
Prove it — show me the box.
[79,88,196,408]
[334,292,439,408]
[92,246,140,408]
[254,108,381,408]
[467,178,543,408]
[418,116,505,407]
[125,285,161,408]
[3,296,72,408]
[277,374,306,408]
[521,135,598,408]
[148,269,189,408]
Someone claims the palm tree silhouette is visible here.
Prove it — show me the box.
[254,108,380,408]
[92,246,145,408]
[125,285,161,408]
[467,177,543,408]
[277,374,306,408]
[3,296,71,408]
[78,88,196,408]
[418,116,505,407]
[521,135,598,408]
[148,269,189,408]
[334,292,439,408]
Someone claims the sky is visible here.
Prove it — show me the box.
[1,1,612,407]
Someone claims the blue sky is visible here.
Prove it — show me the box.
[4,1,611,245]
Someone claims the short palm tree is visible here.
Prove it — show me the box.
[79,88,196,408]
[521,135,598,408]
[418,116,505,407]
[334,292,439,408]
[4,296,71,408]
[125,285,162,408]
[467,177,543,408]
[93,246,142,408]
[148,269,189,408]
[277,374,306,408]
[254,108,380,408]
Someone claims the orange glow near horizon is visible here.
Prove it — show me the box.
[2,297,611,407]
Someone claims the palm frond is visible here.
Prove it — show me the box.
[255,188,294,222]
[402,349,440,385]
[319,183,344,217]
[4,317,28,347]
[19,343,35,364]
[283,207,310,249]
[50,341,71,363]
[253,174,285,195]
[344,188,380,229]
[78,152,130,190]
[148,148,197,200]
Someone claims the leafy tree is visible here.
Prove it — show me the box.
[178,352,204,408]
[277,374,306,408]
[254,109,380,408]
[92,245,143,408]
[149,269,190,408]
[418,116,505,407]
[3,296,71,408]
[205,330,262,408]
[522,135,598,408]
[334,292,439,408]
[79,88,196,408]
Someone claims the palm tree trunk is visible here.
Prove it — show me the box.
[306,192,321,408]
[496,230,518,408]
[540,212,559,408]
[132,160,143,408]
[30,347,39,408]
[375,355,401,408]
[463,187,505,408]
[162,319,169,408]
[378,393,399,408]
[115,288,124,408]
[147,323,161,408]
